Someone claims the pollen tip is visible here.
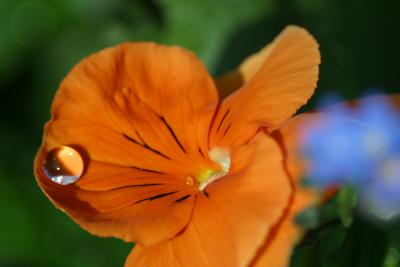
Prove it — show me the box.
[209,146,231,173]
[196,147,231,191]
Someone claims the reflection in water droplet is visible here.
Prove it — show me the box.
[185,176,194,186]
[44,146,84,185]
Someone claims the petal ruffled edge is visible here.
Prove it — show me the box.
[124,194,237,267]
[210,25,321,147]
[251,114,321,267]
[207,133,293,266]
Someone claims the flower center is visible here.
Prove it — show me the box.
[196,147,231,191]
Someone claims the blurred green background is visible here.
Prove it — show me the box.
[1,0,399,266]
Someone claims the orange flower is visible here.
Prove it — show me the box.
[34,25,320,267]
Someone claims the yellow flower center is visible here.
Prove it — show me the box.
[196,147,231,191]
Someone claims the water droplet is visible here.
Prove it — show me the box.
[44,146,84,185]
[185,176,194,186]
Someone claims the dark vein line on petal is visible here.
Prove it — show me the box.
[198,148,205,157]
[134,191,179,204]
[174,194,191,203]
[223,124,232,137]
[159,116,186,153]
[216,108,230,133]
[131,165,164,174]
[123,133,171,159]
[110,183,164,191]
[135,130,146,144]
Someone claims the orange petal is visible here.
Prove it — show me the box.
[34,43,220,245]
[272,113,324,180]
[35,147,197,246]
[206,133,292,267]
[125,194,237,267]
[251,187,316,267]
[210,26,320,147]
[48,42,219,174]
[251,114,321,267]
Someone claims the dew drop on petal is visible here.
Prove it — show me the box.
[185,176,194,186]
[44,146,84,185]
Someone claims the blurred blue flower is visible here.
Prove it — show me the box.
[301,94,400,220]
[358,157,400,220]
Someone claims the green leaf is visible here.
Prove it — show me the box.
[295,207,320,230]
[339,217,388,267]
[384,247,400,267]
[337,186,358,228]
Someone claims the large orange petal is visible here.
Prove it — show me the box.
[251,188,316,267]
[210,26,320,147]
[34,43,219,245]
[49,42,219,173]
[251,114,321,267]
[35,147,196,246]
[125,194,237,267]
[206,133,292,267]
